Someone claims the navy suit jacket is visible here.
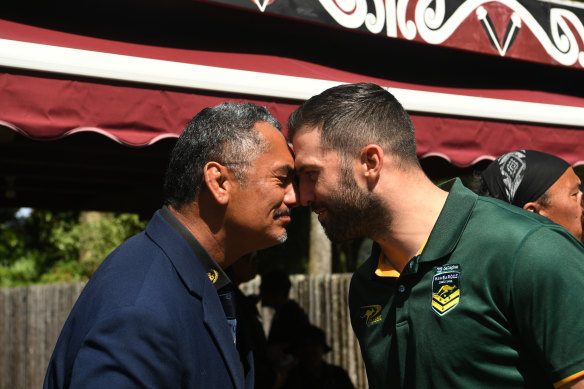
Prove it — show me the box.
[44,210,253,389]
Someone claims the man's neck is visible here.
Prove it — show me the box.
[374,173,448,272]
[169,204,230,269]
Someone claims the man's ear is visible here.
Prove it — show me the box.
[523,201,541,213]
[203,162,232,205]
[360,144,384,185]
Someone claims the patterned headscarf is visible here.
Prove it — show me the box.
[481,150,570,207]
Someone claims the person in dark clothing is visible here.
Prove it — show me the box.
[260,270,310,349]
[283,325,355,389]
[259,269,310,385]
[229,253,279,389]
[475,149,583,241]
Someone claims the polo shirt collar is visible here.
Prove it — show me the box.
[160,205,231,290]
[417,178,477,263]
[370,178,477,278]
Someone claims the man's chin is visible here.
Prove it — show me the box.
[250,231,289,252]
[276,232,288,244]
[267,231,288,246]
[322,226,352,243]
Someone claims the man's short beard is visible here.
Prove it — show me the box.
[320,161,388,242]
[274,208,290,244]
[276,232,288,244]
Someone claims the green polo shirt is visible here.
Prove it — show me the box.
[349,178,584,389]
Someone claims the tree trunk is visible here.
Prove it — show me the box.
[308,212,332,274]
[78,211,105,273]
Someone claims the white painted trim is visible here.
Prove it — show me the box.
[1,38,584,127]
[537,0,584,10]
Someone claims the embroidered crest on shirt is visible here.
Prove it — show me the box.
[432,265,461,316]
[360,304,383,325]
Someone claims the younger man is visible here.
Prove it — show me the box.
[289,83,584,388]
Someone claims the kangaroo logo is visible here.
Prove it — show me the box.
[360,304,383,325]
[432,266,461,316]
[436,284,456,297]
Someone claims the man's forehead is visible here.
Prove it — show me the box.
[291,124,320,141]
[294,146,341,173]
[549,168,580,193]
[292,128,324,154]
[255,136,294,169]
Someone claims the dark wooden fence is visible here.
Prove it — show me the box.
[1,274,367,389]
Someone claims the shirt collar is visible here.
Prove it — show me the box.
[160,205,231,290]
[372,178,477,277]
[418,178,477,263]
[375,237,428,277]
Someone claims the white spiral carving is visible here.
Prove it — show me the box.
[413,0,584,66]
[318,0,368,29]
[423,0,446,29]
[316,0,584,67]
[549,8,584,66]
[397,0,417,40]
[365,0,386,34]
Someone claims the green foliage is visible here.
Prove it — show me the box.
[0,209,148,287]
[40,260,84,284]
[0,254,40,287]
[76,213,147,277]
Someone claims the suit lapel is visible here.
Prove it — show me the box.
[146,211,244,388]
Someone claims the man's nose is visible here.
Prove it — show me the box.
[284,181,299,208]
[298,180,315,207]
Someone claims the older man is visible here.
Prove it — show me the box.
[289,83,584,388]
[44,102,297,389]
[476,149,583,241]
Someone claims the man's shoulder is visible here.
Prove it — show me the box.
[473,194,563,230]
[468,195,584,257]
[349,247,394,314]
[446,178,560,231]
[281,300,309,321]
[80,214,206,315]
[349,253,378,294]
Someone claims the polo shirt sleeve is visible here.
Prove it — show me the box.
[509,226,584,387]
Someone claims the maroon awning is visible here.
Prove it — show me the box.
[1,18,584,167]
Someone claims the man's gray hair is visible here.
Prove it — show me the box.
[164,102,281,210]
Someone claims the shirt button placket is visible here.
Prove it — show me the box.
[395,280,409,326]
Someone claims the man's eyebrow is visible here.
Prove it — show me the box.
[274,165,294,176]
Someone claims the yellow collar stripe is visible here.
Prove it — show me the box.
[375,255,401,278]
[416,237,429,256]
[375,237,429,278]
[553,370,584,388]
